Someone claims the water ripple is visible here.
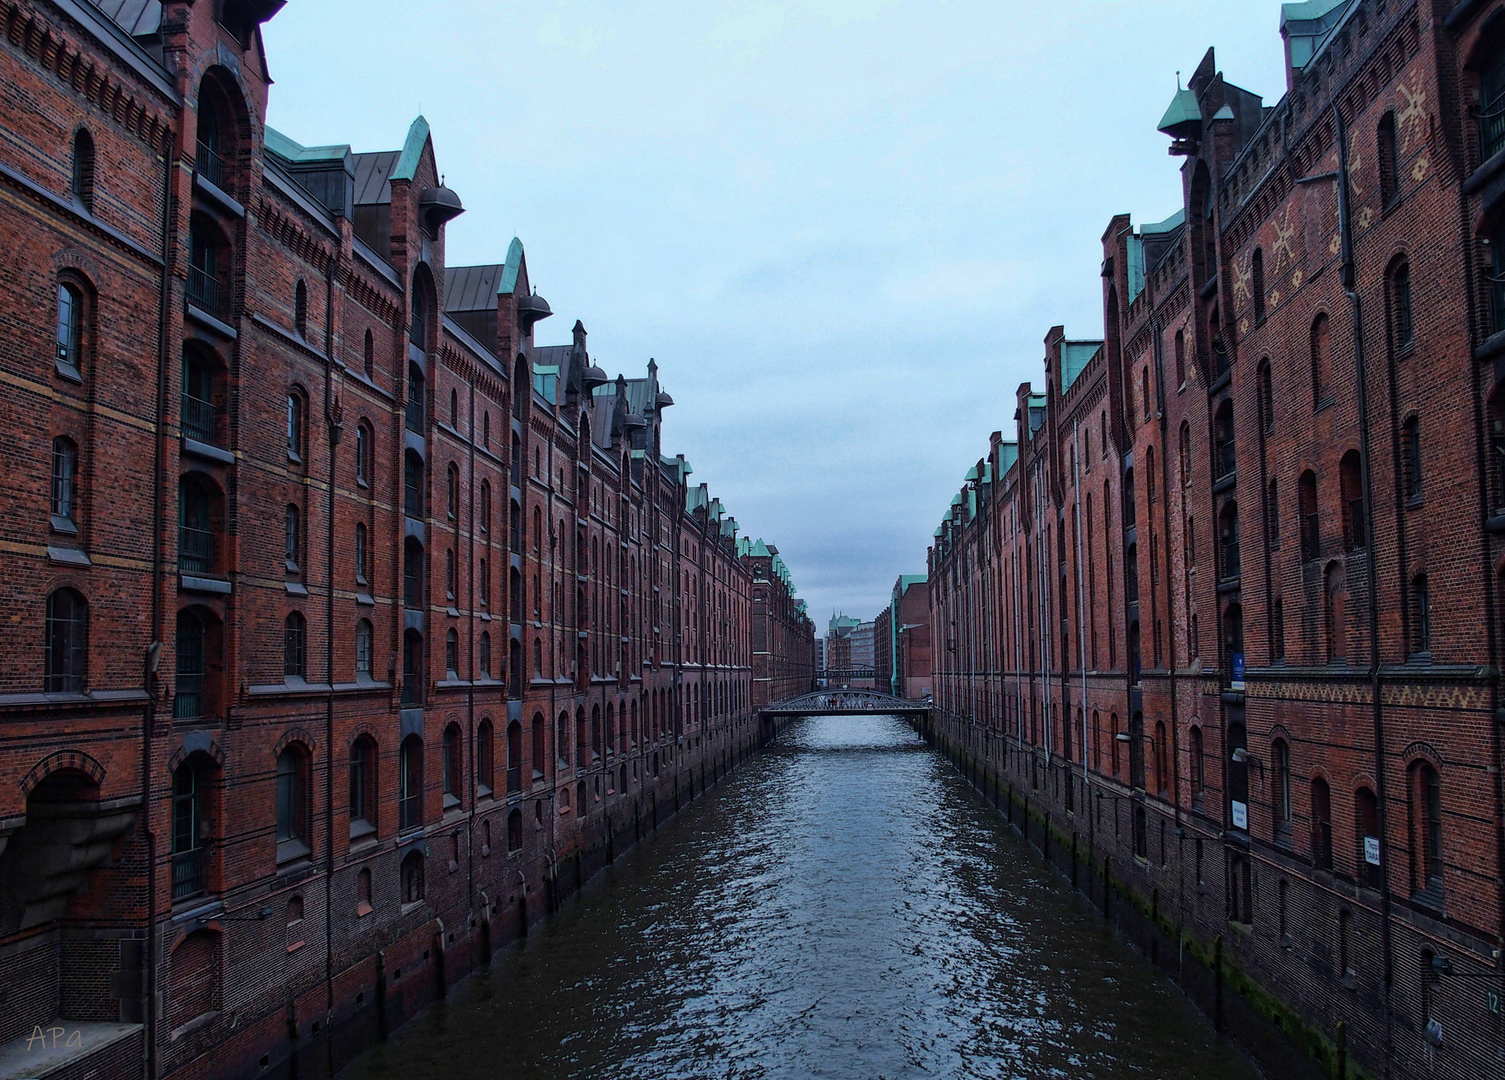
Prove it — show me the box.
[341,716,1258,1080]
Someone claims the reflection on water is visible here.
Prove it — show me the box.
[340,715,1257,1080]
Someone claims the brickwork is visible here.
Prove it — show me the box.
[929,3,1505,1078]
[0,3,812,1078]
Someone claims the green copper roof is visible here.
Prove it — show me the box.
[950,493,963,508]
[499,237,525,294]
[749,539,772,558]
[1000,441,1019,473]
[391,116,430,183]
[1158,88,1201,136]
[265,126,350,164]
[1061,341,1102,394]
[934,526,945,538]
[963,464,979,483]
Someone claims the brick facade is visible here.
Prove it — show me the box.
[0,3,813,1078]
[929,3,1505,1078]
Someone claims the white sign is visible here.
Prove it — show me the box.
[1231,800,1248,830]
[1364,836,1381,866]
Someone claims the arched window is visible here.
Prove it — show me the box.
[1409,574,1431,656]
[1273,739,1292,837]
[1174,329,1186,388]
[399,735,423,831]
[286,391,304,461]
[1391,259,1414,351]
[403,450,424,518]
[482,410,490,448]
[1145,446,1156,504]
[447,463,460,519]
[172,757,210,898]
[403,538,424,609]
[195,82,228,187]
[284,612,307,679]
[363,329,374,378]
[168,931,221,1027]
[1409,761,1444,896]
[443,722,463,808]
[1311,314,1331,407]
[1179,421,1191,485]
[509,636,523,698]
[56,280,84,376]
[450,388,459,429]
[1218,501,1240,581]
[1401,417,1422,503]
[557,711,571,767]
[401,850,425,903]
[357,868,373,914]
[507,808,523,852]
[445,626,459,678]
[174,608,217,718]
[1154,720,1168,796]
[1122,468,1136,529]
[354,618,373,678]
[72,129,95,211]
[1378,112,1399,208]
[480,480,491,532]
[410,284,428,348]
[355,422,371,487]
[1271,597,1286,662]
[1311,777,1332,869]
[401,629,423,706]
[1189,725,1205,804]
[444,548,456,600]
[1213,399,1236,480]
[51,436,78,527]
[294,280,308,338]
[284,504,301,570]
[275,745,310,857]
[531,712,545,776]
[479,630,492,678]
[354,522,368,585]
[406,361,426,434]
[1251,249,1265,323]
[1324,563,1347,663]
[349,735,377,835]
[1140,366,1151,420]
[1481,35,1505,161]
[1299,470,1320,561]
[506,720,522,792]
[1356,786,1381,888]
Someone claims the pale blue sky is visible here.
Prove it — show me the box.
[263,1,1290,622]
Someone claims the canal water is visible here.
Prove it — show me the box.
[340,715,1258,1080]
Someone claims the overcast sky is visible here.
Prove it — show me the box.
[264,1,1290,626]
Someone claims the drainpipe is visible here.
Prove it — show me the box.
[144,134,175,1080]
[1074,420,1089,794]
[1333,103,1395,1071]
[322,260,341,1080]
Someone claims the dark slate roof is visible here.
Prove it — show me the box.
[92,0,162,35]
[533,345,574,369]
[445,265,503,313]
[352,151,399,206]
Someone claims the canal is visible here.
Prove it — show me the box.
[340,715,1258,1080]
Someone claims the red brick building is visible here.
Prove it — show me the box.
[0,3,811,1078]
[930,2,1505,1077]
[739,538,817,708]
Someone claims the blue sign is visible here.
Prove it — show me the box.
[1231,652,1246,691]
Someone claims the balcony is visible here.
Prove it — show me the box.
[405,397,425,435]
[187,266,221,317]
[195,140,224,190]
[178,526,214,574]
[171,846,206,901]
[507,764,521,794]
[181,394,219,445]
[173,673,204,720]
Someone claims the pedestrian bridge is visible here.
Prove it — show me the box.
[762,690,931,718]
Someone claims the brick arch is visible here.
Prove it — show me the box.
[51,246,104,282]
[349,721,380,745]
[1269,723,1293,746]
[1401,740,1443,769]
[274,727,317,757]
[1348,769,1378,794]
[168,737,225,774]
[21,748,106,795]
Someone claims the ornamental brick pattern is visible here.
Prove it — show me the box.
[0,3,814,1078]
[929,3,1505,1078]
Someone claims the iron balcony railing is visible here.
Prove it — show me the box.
[405,397,425,434]
[1346,499,1367,550]
[179,526,214,574]
[181,393,218,444]
[195,141,224,189]
[173,674,204,719]
[187,266,221,317]
[172,847,206,901]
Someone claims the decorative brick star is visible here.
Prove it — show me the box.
[1412,157,1430,183]
[1398,78,1429,149]
[1358,206,1375,230]
[1291,268,1304,290]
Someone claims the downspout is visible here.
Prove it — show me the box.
[1074,420,1088,792]
[144,135,175,1080]
[1334,103,1395,1069]
[321,260,341,1080]
[466,382,477,936]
